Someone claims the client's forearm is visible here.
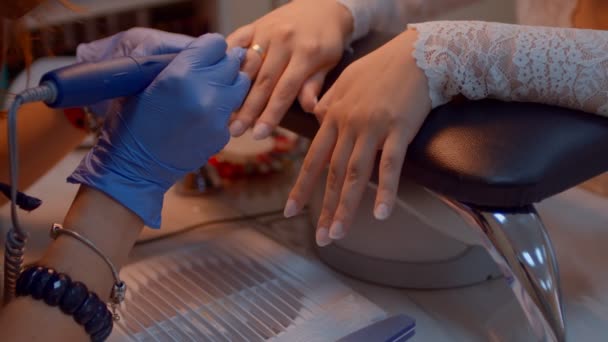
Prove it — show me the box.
[408,21,608,116]
[337,0,479,42]
[0,186,143,341]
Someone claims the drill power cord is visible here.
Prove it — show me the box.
[3,83,57,304]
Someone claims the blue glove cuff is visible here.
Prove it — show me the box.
[68,163,165,229]
[67,118,189,228]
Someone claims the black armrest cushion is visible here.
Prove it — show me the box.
[405,100,608,207]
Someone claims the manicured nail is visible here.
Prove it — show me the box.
[283,199,299,218]
[316,227,332,247]
[329,221,345,240]
[229,120,245,136]
[374,203,390,220]
[252,123,271,140]
[313,96,319,106]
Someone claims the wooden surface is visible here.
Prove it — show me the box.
[580,173,608,198]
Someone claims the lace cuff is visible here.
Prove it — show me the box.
[409,21,608,116]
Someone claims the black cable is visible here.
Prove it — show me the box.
[135,208,288,246]
[259,210,309,226]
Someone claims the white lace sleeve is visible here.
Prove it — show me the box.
[409,21,608,116]
[336,0,478,43]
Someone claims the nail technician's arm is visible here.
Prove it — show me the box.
[0,186,143,341]
[226,0,478,141]
[0,104,86,206]
[286,22,608,246]
[0,33,251,341]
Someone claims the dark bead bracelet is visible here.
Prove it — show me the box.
[16,265,114,342]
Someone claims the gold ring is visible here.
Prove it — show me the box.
[251,43,266,59]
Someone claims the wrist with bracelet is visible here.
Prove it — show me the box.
[15,224,126,342]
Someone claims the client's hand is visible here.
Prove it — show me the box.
[226,0,354,139]
[76,27,195,117]
[285,30,432,246]
[68,34,250,228]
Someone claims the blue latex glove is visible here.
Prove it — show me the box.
[76,27,195,118]
[68,33,250,228]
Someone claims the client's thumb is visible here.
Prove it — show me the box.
[298,70,328,113]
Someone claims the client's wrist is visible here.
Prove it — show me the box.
[331,0,356,45]
[334,0,368,45]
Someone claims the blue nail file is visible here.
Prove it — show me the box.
[336,314,416,342]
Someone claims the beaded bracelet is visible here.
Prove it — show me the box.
[16,265,114,341]
[50,223,126,320]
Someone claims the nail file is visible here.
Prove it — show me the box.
[336,314,416,342]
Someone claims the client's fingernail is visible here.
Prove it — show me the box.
[229,120,245,136]
[313,96,319,106]
[316,227,332,247]
[284,199,299,218]
[329,221,345,240]
[374,203,390,220]
[252,123,271,140]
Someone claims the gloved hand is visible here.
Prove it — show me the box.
[68,33,251,228]
[76,27,195,118]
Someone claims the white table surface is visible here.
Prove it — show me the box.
[1,150,607,341]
